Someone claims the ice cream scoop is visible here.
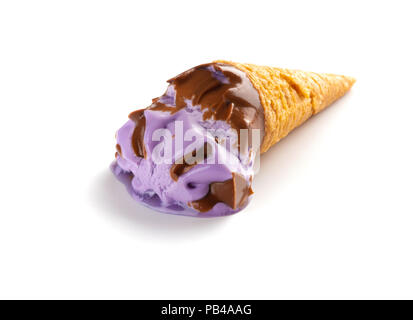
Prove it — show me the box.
[111,61,355,217]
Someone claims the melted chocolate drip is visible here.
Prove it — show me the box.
[149,63,264,151]
[129,109,146,158]
[189,173,252,213]
[116,144,122,156]
[170,143,210,181]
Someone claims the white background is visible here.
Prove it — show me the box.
[1,0,412,299]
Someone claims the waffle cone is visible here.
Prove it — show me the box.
[215,60,356,153]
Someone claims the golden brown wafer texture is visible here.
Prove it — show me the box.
[215,60,356,153]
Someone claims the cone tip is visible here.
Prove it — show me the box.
[344,75,357,87]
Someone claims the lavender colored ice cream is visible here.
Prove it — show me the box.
[111,63,264,217]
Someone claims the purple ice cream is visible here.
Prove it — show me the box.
[111,63,264,217]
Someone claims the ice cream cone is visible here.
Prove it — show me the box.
[215,60,356,153]
[113,61,356,216]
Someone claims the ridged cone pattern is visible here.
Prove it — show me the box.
[215,60,356,153]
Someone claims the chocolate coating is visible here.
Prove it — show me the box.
[115,144,122,156]
[170,142,210,181]
[128,109,146,158]
[188,173,253,212]
[150,63,265,149]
